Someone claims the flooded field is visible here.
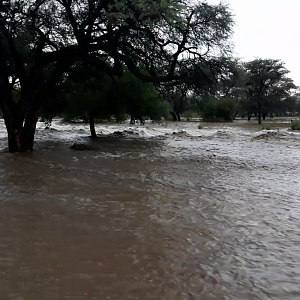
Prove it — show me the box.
[0,119,300,300]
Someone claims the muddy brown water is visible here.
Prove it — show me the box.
[0,120,300,300]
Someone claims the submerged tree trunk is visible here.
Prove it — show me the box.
[89,113,97,138]
[130,115,135,125]
[5,115,38,152]
[170,111,177,121]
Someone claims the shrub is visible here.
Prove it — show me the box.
[201,102,217,122]
[291,120,300,130]
[216,99,236,121]
[201,98,236,122]
[198,124,203,129]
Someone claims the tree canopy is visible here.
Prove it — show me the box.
[244,59,297,123]
[0,0,234,151]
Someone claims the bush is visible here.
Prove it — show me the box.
[216,99,236,121]
[291,120,300,130]
[201,98,236,122]
[198,124,203,129]
[201,102,217,122]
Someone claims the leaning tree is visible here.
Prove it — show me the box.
[0,0,234,152]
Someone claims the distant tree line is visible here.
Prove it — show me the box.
[180,58,299,123]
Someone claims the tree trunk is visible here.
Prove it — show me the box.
[248,113,252,121]
[170,111,177,121]
[130,115,135,125]
[89,113,97,138]
[258,113,262,124]
[175,111,181,121]
[257,100,262,124]
[5,115,38,152]
[262,113,267,121]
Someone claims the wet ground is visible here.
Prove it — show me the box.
[0,119,300,300]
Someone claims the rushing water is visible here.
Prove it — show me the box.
[0,119,300,300]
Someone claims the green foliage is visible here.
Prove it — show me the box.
[243,59,297,122]
[116,72,169,122]
[201,98,236,122]
[61,67,169,123]
[0,1,234,109]
[189,96,203,115]
[291,120,300,130]
[0,0,236,151]
[201,102,217,121]
[216,99,236,121]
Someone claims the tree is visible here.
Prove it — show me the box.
[239,98,257,120]
[0,0,234,152]
[160,83,188,121]
[58,61,123,137]
[117,72,169,124]
[244,59,296,124]
[262,77,298,118]
[197,96,236,122]
[61,67,169,135]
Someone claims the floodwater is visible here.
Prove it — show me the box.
[0,119,300,300]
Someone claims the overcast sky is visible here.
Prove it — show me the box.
[208,0,300,85]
